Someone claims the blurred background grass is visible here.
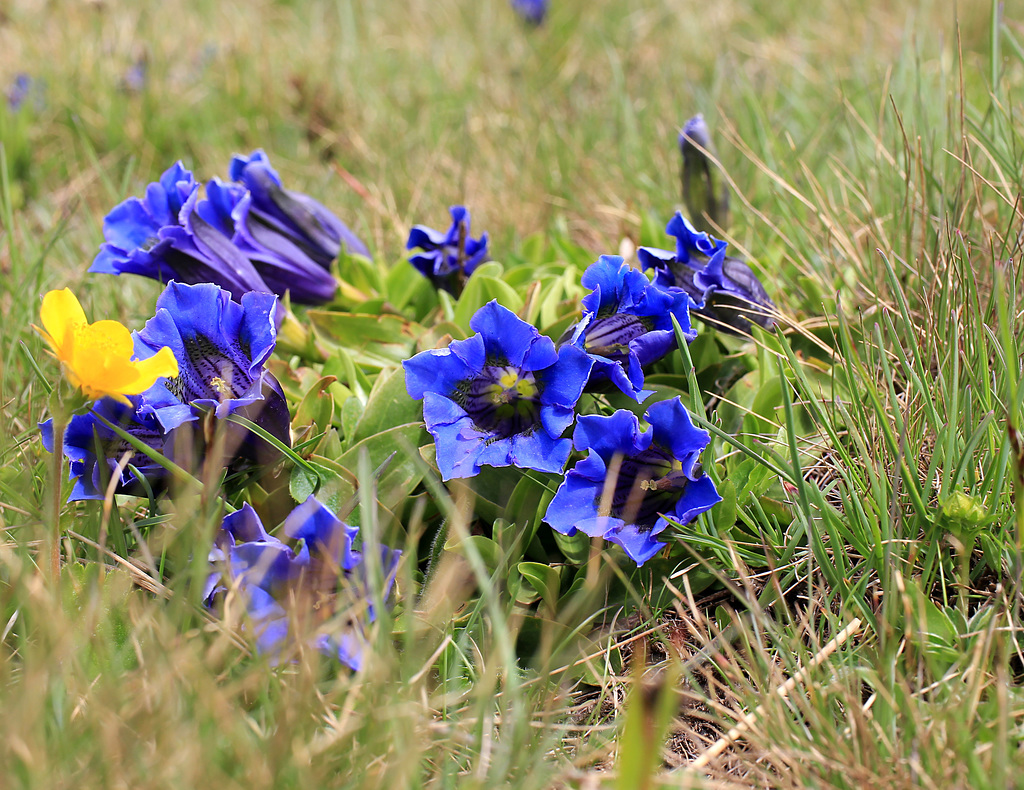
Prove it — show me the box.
[2,0,1024,787]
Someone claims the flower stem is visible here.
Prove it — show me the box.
[48,414,65,581]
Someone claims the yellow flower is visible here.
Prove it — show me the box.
[35,288,179,404]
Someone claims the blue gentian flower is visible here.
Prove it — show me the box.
[6,73,32,111]
[197,177,339,304]
[543,398,720,566]
[90,162,273,303]
[511,0,548,25]
[40,398,168,501]
[122,57,148,93]
[563,255,696,401]
[229,149,369,266]
[134,281,291,463]
[205,497,401,670]
[406,205,489,296]
[404,300,593,480]
[678,114,730,232]
[638,213,775,335]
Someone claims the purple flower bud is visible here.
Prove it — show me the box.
[679,114,730,233]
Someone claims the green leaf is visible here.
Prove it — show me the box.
[308,310,423,364]
[517,562,561,611]
[350,367,423,445]
[334,422,428,511]
[552,529,591,565]
[289,463,319,503]
[445,534,501,572]
[291,375,337,453]
[452,275,524,328]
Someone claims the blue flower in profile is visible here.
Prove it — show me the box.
[563,255,696,401]
[678,114,730,232]
[90,162,273,303]
[205,497,401,669]
[543,398,720,566]
[229,149,369,266]
[404,300,593,480]
[133,281,291,464]
[511,0,548,25]
[638,212,775,335]
[198,177,338,304]
[406,205,489,296]
[40,398,168,501]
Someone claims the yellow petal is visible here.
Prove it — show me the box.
[130,346,180,389]
[38,288,87,358]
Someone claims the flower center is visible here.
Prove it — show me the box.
[165,334,253,404]
[584,314,653,361]
[608,450,688,532]
[459,365,541,439]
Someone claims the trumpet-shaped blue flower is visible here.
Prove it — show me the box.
[406,205,489,295]
[198,177,338,305]
[543,398,720,566]
[638,213,775,335]
[205,497,401,670]
[404,301,593,480]
[134,281,291,463]
[90,162,273,303]
[229,149,369,266]
[563,255,696,401]
[40,397,168,501]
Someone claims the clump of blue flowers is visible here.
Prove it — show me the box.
[544,398,721,565]
[91,153,368,305]
[406,205,489,296]
[205,497,401,670]
[41,281,291,499]
[404,301,592,479]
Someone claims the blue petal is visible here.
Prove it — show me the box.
[505,428,572,474]
[536,343,592,407]
[406,224,450,250]
[668,475,722,524]
[605,522,668,566]
[469,301,539,369]
[283,495,360,571]
[544,451,610,536]
[573,410,650,459]
[403,337,482,401]
[645,398,710,478]
[421,392,483,479]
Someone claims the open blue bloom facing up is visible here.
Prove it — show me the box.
[134,281,291,465]
[90,162,273,303]
[638,212,775,335]
[406,205,490,296]
[40,397,169,501]
[229,149,369,265]
[204,497,401,670]
[544,398,720,566]
[511,0,548,25]
[563,255,696,401]
[404,301,593,480]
